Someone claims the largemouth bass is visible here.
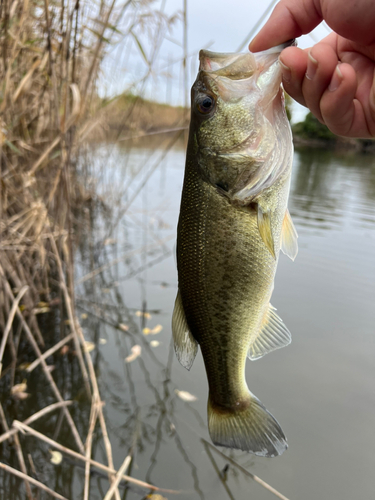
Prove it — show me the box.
[172,42,298,457]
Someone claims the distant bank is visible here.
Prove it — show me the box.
[94,94,189,141]
[96,94,375,152]
[292,112,375,153]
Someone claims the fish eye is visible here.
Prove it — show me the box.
[196,95,215,114]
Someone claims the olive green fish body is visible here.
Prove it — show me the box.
[172,43,298,457]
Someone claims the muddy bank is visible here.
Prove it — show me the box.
[94,94,189,141]
[96,96,375,153]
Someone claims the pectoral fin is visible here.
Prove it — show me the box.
[172,290,198,370]
[248,304,291,360]
[281,209,298,261]
[257,206,276,259]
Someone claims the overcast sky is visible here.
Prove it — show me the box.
[101,0,331,122]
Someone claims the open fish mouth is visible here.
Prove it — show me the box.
[196,40,297,104]
[199,39,297,76]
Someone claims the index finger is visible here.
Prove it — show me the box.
[249,0,322,52]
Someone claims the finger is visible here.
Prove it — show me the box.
[319,63,371,137]
[301,43,339,122]
[249,0,322,52]
[250,0,375,52]
[279,47,309,108]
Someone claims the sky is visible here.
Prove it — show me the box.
[101,0,332,123]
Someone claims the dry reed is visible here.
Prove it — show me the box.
[0,0,178,498]
[0,3,290,499]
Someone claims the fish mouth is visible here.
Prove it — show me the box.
[199,40,297,75]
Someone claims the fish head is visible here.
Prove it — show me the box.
[189,42,294,201]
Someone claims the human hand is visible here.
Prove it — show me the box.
[249,0,375,138]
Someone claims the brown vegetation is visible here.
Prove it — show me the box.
[0,1,176,498]
[97,94,188,140]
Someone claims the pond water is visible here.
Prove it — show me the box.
[73,138,375,500]
[2,136,374,500]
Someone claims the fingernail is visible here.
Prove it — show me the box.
[279,58,291,83]
[329,64,343,92]
[305,51,318,80]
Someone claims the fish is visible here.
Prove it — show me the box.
[172,41,298,457]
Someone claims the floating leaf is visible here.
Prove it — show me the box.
[175,389,198,402]
[12,391,29,400]
[18,363,31,371]
[104,238,117,246]
[136,311,151,319]
[119,323,129,332]
[125,345,141,363]
[50,450,63,465]
[81,313,88,320]
[143,324,162,336]
[150,340,160,347]
[147,494,168,500]
[83,341,95,353]
[11,381,27,394]
[99,338,107,345]
[33,306,50,314]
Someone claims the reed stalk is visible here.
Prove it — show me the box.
[0,0,181,497]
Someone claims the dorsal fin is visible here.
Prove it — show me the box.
[281,209,298,261]
[172,290,198,370]
[248,304,291,360]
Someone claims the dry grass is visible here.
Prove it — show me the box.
[0,3,292,499]
[94,94,188,140]
[0,1,179,498]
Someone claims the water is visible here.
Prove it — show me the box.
[76,141,374,500]
[2,139,375,499]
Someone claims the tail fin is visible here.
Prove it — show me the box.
[207,393,287,457]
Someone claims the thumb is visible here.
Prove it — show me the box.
[249,0,322,52]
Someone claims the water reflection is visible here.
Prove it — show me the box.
[74,140,375,499]
[290,147,375,232]
[76,237,206,498]
[1,139,374,499]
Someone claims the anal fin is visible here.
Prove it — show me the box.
[281,209,298,261]
[172,290,198,370]
[248,304,291,360]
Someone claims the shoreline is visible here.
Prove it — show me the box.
[95,94,375,153]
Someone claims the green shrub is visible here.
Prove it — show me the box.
[293,112,337,141]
